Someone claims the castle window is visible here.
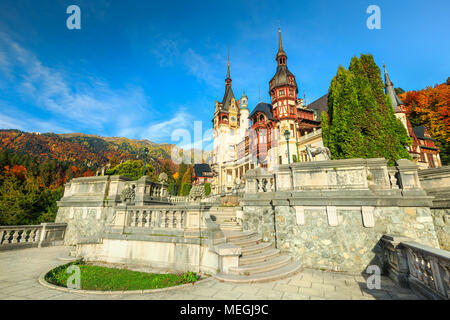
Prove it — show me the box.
[259,114,265,122]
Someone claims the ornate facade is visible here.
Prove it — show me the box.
[383,65,441,169]
[211,27,322,194]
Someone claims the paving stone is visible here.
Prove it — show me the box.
[287,279,312,288]
[297,287,324,297]
[188,287,220,297]
[0,246,423,301]
[273,284,299,294]
[309,296,326,300]
[311,282,336,291]
[323,279,348,287]
[212,291,242,300]
[300,274,324,284]
[281,292,309,300]
[256,289,284,299]
[323,291,353,300]
[232,285,260,294]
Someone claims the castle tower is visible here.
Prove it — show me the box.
[212,54,239,165]
[384,64,408,130]
[239,91,249,140]
[269,26,298,165]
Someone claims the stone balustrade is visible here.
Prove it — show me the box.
[127,209,186,229]
[244,167,275,193]
[168,196,189,203]
[0,223,67,251]
[382,235,450,300]
[243,158,426,193]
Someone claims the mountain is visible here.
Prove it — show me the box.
[0,129,176,168]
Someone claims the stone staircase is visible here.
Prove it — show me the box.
[210,207,242,231]
[214,230,302,283]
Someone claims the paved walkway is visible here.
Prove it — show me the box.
[0,246,423,300]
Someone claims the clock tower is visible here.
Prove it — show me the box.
[269,26,299,164]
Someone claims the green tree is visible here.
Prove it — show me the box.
[106,160,156,180]
[204,183,211,196]
[175,162,188,196]
[322,54,411,165]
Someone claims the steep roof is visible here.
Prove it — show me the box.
[221,85,235,111]
[193,163,212,177]
[250,102,274,121]
[270,65,297,89]
[413,125,436,141]
[306,94,329,120]
[384,64,404,109]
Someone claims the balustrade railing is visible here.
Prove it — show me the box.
[382,235,450,300]
[127,209,186,229]
[0,223,67,251]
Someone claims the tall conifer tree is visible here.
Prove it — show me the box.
[322,54,411,165]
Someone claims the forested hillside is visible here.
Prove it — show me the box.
[0,129,180,225]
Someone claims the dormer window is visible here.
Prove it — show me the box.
[259,114,265,122]
[279,90,285,97]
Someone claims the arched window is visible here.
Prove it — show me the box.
[259,114,265,122]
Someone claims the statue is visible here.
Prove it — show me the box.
[188,184,206,201]
[305,144,331,162]
[121,184,136,203]
[158,172,168,184]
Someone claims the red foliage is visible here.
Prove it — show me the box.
[83,169,95,177]
[3,165,27,180]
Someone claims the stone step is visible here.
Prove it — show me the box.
[239,248,280,266]
[229,255,292,275]
[219,225,243,231]
[228,234,262,247]
[214,261,302,283]
[224,230,256,241]
[240,242,273,256]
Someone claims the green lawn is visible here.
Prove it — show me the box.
[45,260,199,291]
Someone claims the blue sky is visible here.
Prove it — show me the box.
[0,0,449,149]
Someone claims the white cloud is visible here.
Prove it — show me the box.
[0,32,152,137]
[150,37,223,88]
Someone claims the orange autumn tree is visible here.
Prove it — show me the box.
[399,79,450,164]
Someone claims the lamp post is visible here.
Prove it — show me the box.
[284,129,291,164]
[142,147,149,177]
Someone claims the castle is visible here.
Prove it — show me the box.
[211,27,322,194]
[211,27,441,194]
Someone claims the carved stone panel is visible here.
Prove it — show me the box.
[327,206,338,226]
[361,206,375,228]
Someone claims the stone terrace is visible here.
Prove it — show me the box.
[0,246,423,300]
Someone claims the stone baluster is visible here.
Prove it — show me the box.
[160,211,166,228]
[151,210,157,227]
[35,229,41,243]
[136,211,142,227]
[11,230,20,243]
[0,230,6,244]
[129,211,135,227]
[30,229,37,242]
[23,229,30,242]
[142,211,149,227]
[177,211,183,229]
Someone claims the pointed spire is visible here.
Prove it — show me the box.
[383,63,392,87]
[383,63,404,109]
[225,47,231,87]
[277,23,286,58]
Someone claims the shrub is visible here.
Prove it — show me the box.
[204,183,211,196]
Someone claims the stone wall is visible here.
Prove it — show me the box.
[55,175,169,245]
[242,158,442,274]
[419,166,450,250]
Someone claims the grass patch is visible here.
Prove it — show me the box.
[45,260,199,291]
